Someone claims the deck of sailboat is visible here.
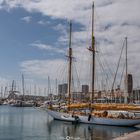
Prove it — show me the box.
[67,103,140,111]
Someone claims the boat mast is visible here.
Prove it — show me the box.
[48,76,51,95]
[124,37,128,103]
[22,74,25,101]
[68,21,72,110]
[4,86,7,98]
[11,80,15,92]
[126,37,128,88]
[91,2,95,103]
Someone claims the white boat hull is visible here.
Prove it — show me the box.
[46,109,140,126]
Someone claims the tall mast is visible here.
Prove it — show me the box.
[34,84,36,96]
[1,86,3,98]
[91,2,95,103]
[48,76,50,95]
[124,37,128,103]
[4,86,7,98]
[11,80,15,92]
[68,21,72,110]
[48,76,51,95]
[22,74,25,101]
[55,78,58,95]
[125,37,128,87]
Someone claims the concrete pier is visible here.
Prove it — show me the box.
[113,130,140,140]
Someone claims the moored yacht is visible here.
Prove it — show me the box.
[46,2,140,126]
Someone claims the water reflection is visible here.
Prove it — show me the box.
[0,106,50,140]
[47,119,139,140]
[0,106,139,140]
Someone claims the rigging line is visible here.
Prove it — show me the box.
[73,62,81,91]
[102,55,115,80]
[71,62,80,100]
[96,43,116,78]
[96,55,105,82]
[96,56,103,90]
[97,53,109,87]
[97,44,115,81]
[119,62,125,89]
[111,39,126,92]
[88,53,92,91]
[96,54,110,90]
[71,63,75,92]
[57,61,67,83]
[103,57,115,79]
[87,53,92,90]
[77,51,89,87]
[97,52,111,80]
[96,48,113,89]
[71,73,74,102]
[87,5,93,45]
[98,44,116,78]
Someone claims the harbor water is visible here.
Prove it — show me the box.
[0,106,139,140]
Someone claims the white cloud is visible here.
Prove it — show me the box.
[53,23,66,33]
[31,43,52,50]
[0,77,9,86]
[21,16,32,23]
[38,20,50,25]
[30,42,65,54]
[1,0,140,88]
[20,59,67,80]
[0,0,92,23]
[0,77,12,96]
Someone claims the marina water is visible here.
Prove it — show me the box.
[0,106,139,140]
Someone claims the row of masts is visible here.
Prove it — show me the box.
[0,75,55,98]
[67,3,95,106]
[67,2,129,105]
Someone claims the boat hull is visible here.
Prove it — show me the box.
[46,109,140,126]
[12,104,33,107]
[11,101,33,107]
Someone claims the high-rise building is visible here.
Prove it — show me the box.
[58,84,63,95]
[58,83,68,96]
[62,83,68,94]
[82,85,89,94]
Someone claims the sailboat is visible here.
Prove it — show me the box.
[12,74,33,107]
[46,2,140,126]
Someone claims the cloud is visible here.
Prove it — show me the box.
[30,42,65,54]
[0,0,92,23]
[21,16,32,23]
[1,0,140,27]
[20,57,92,92]
[37,20,50,25]
[0,77,9,86]
[1,0,140,88]
[20,59,67,80]
[53,23,66,33]
[0,77,11,96]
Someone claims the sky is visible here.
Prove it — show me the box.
[0,0,140,95]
